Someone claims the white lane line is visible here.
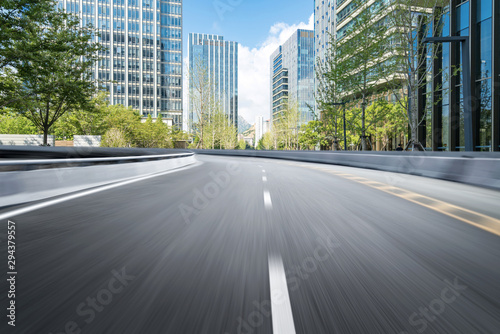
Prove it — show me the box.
[263,190,272,209]
[262,169,266,173]
[258,165,263,168]
[263,176,268,182]
[268,254,297,334]
[0,162,202,221]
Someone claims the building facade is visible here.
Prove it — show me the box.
[254,115,264,148]
[417,0,499,151]
[271,29,316,125]
[314,0,335,65]
[58,0,183,128]
[188,33,238,132]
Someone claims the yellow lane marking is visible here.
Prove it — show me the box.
[312,166,500,237]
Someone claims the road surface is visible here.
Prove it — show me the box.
[1,155,499,333]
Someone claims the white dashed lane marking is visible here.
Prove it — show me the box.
[263,190,272,209]
[268,254,297,334]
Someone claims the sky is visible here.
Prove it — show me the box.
[182,0,314,125]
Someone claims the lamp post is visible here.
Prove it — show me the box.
[327,102,347,151]
[422,36,473,151]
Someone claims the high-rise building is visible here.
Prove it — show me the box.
[188,33,238,132]
[314,0,335,65]
[315,0,499,151]
[417,0,499,151]
[59,0,183,128]
[271,29,316,125]
[254,115,264,147]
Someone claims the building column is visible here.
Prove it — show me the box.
[432,7,444,151]
[493,0,500,151]
[417,15,427,147]
[469,0,480,150]
[449,0,459,151]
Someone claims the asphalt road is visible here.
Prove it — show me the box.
[1,155,500,334]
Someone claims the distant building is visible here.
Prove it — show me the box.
[254,115,264,147]
[238,134,253,147]
[271,29,316,125]
[188,33,238,132]
[263,119,271,134]
[58,0,183,127]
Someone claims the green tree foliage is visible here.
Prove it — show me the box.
[237,139,247,150]
[385,0,447,150]
[373,100,408,150]
[188,62,237,149]
[339,0,389,150]
[3,9,102,145]
[54,92,109,138]
[272,102,300,150]
[257,132,274,150]
[0,0,55,70]
[135,114,173,149]
[298,120,326,150]
[0,111,38,134]
[315,35,350,150]
[101,128,128,148]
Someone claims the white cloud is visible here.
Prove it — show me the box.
[238,14,314,125]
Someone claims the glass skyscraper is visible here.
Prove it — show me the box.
[417,0,499,151]
[58,0,183,128]
[271,29,316,124]
[188,33,238,132]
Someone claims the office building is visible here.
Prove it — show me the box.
[254,115,264,147]
[417,0,499,151]
[59,0,183,128]
[188,33,238,132]
[271,29,315,125]
[314,0,335,64]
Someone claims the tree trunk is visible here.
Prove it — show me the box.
[361,102,367,151]
[43,128,48,146]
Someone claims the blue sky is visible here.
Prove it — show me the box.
[182,1,314,125]
[184,1,313,49]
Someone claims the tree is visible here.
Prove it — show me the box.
[136,114,173,149]
[299,120,325,150]
[188,61,237,149]
[373,101,408,150]
[272,102,300,150]
[340,0,390,150]
[385,0,447,150]
[0,110,38,134]
[0,0,55,71]
[257,132,274,150]
[101,128,128,148]
[315,34,350,150]
[237,139,246,150]
[6,10,102,145]
[188,62,218,149]
[56,92,109,137]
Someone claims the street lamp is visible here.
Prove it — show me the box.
[327,102,347,151]
[422,36,473,151]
